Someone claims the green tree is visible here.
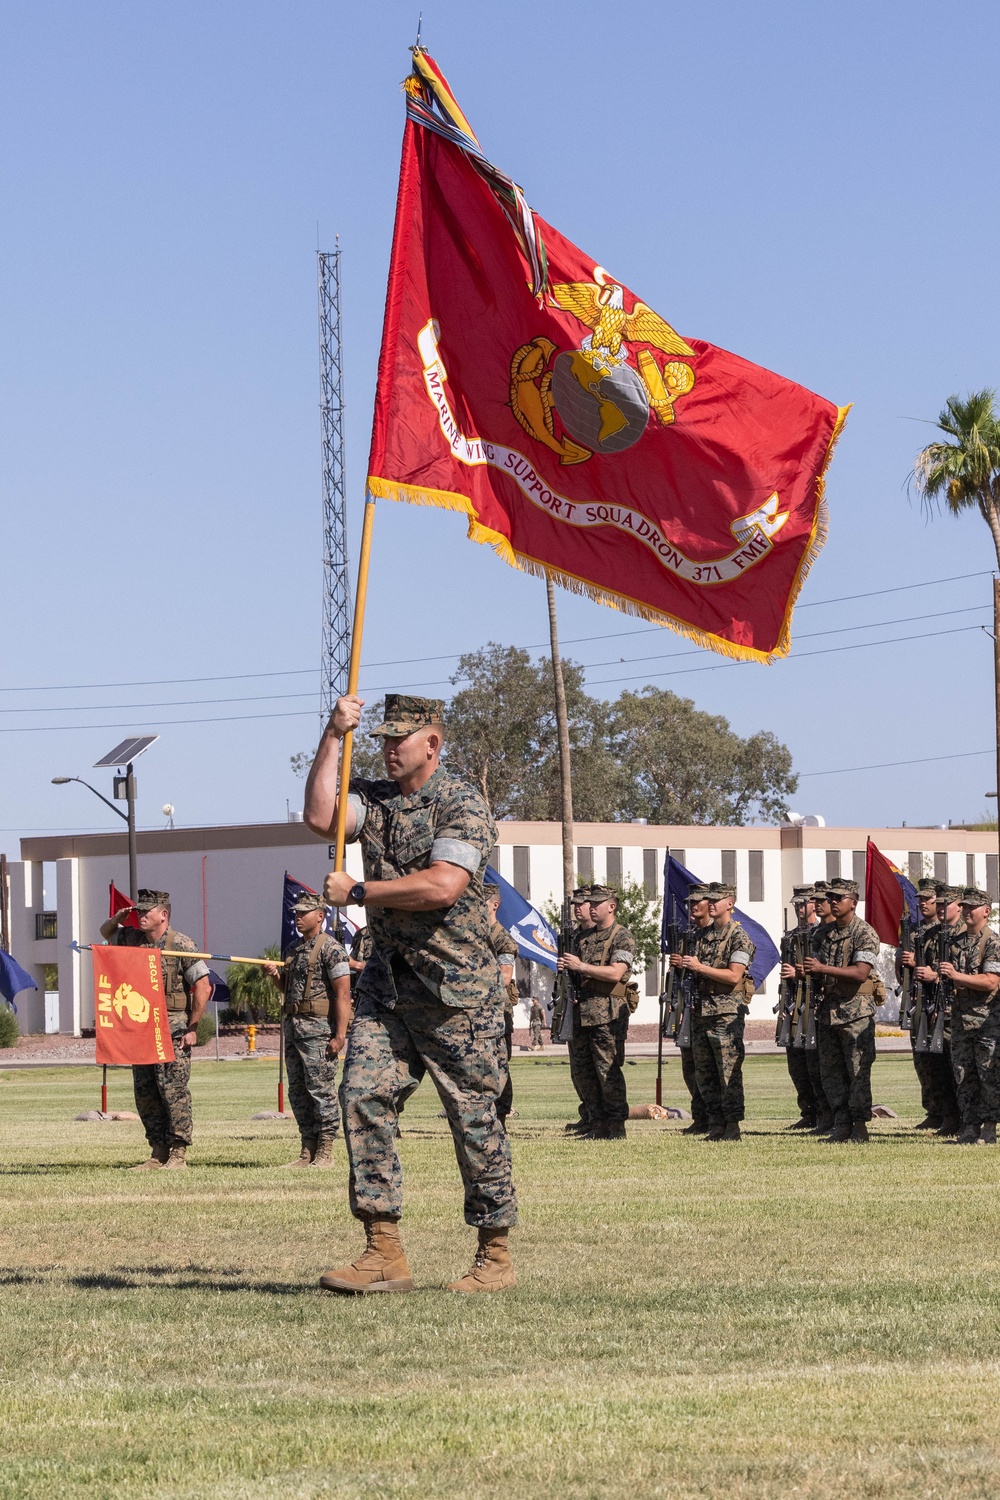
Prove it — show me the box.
[609,687,796,825]
[226,946,282,1022]
[912,390,1000,810]
[445,643,619,819]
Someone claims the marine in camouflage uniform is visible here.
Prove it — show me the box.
[937,886,1000,1145]
[804,888,835,1132]
[902,881,961,1134]
[348,925,373,998]
[778,884,822,1129]
[558,884,636,1140]
[558,886,595,1134]
[528,998,545,1050]
[807,877,881,1144]
[102,888,211,1169]
[271,893,352,1167]
[677,883,754,1142]
[678,884,712,1135]
[486,880,520,1127]
[304,694,516,1295]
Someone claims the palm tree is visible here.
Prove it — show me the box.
[912,390,1000,849]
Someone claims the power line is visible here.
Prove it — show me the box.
[0,668,318,695]
[0,690,317,716]
[798,748,993,778]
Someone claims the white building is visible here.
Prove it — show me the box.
[6,818,998,1034]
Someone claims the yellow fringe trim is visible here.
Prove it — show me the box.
[367,411,849,666]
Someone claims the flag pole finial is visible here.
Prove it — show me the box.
[414,11,422,49]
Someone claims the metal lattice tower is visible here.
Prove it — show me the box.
[318,244,351,717]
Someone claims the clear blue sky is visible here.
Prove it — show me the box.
[3,0,999,851]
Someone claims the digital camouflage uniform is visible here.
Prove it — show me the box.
[529,998,545,1049]
[349,926,373,997]
[911,914,962,1125]
[489,917,520,1124]
[691,919,755,1126]
[111,925,208,1150]
[780,922,823,1123]
[566,921,636,1129]
[947,921,1000,1129]
[282,931,351,1139]
[814,915,881,1127]
[341,766,516,1228]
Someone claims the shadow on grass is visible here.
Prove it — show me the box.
[70,1268,312,1296]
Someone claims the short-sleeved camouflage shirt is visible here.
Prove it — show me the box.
[283,932,350,1017]
[575,922,636,1027]
[814,915,881,1023]
[947,924,1000,1022]
[110,925,208,1017]
[347,766,503,1012]
[693,919,755,1017]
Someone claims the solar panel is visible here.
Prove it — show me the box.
[93,734,160,768]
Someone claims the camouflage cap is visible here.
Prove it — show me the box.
[792,884,817,901]
[571,886,593,903]
[828,877,859,898]
[135,888,169,911]
[960,886,993,908]
[813,886,833,903]
[686,883,711,902]
[292,892,327,914]
[587,884,617,904]
[370,694,446,737]
[484,879,501,896]
[935,884,961,903]
[707,882,737,901]
[916,878,938,896]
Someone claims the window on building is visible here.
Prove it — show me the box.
[826,850,841,882]
[489,844,499,873]
[512,846,530,899]
[908,852,922,884]
[645,961,659,996]
[669,847,686,868]
[576,847,594,883]
[721,850,737,889]
[967,853,976,886]
[606,847,622,886]
[988,853,999,903]
[642,849,658,896]
[852,850,865,887]
[35,912,57,941]
[748,851,764,902]
[933,852,948,882]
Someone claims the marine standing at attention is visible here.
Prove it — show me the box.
[557,884,636,1141]
[264,893,352,1168]
[804,877,881,1144]
[485,877,520,1128]
[100,889,211,1170]
[303,693,517,1294]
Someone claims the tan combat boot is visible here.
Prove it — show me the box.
[128,1144,170,1170]
[282,1136,316,1168]
[319,1217,414,1294]
[309,1134,335,1168]
[446,1229,516,1293]
[161,1146,188,1169]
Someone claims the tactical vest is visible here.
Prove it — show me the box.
[161,929,192,1017]
[581,924,637,1016]
[286,934,332,1018]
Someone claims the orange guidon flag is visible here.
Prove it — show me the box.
[92,945,175,1066]
[366,49,849,663]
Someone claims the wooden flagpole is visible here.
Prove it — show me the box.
[333,496,377,873]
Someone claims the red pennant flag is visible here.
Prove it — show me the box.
[109,882,139,928]
[366,51,848,663]
[91,945,175,1066]
[864,838,904,945]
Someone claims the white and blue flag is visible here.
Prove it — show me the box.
[485,865,558,971]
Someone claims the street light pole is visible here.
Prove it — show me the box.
[125,762,138,902]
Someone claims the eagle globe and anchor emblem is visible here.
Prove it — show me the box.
[509,267,696,464]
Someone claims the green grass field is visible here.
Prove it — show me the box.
[1,1053,999,1500]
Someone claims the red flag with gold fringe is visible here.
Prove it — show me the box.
[366,49,848,662]
[91,945,175,1066]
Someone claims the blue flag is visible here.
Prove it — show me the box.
[0,950,38,1006]
[660,852,779,989]
[895,869,920,928]
[485,865,558,971]
[206,969,230,1006]
[281,872,351,957]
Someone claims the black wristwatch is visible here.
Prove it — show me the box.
[348,882,367,906]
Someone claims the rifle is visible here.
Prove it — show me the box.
[912,925,929,1051]
[897,916,914,1028]
[793,926,816,1050]
[662,922,682,1039]
[929,921,953,1055]
[776,918,795,1047]
[553,898,577,1044]
[675,927,696,1049]
[655,950,667,1106]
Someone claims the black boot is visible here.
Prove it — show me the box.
[823,1123,853,1144]
[681,1120,709,1135]
[955,1124,981,1145]
[915,1114,943,1131]
[980,1123,997,1145]
[786,1116,816,1131]
[850,1122,869,1143]
[705,1123,726,1141]
[721,1123,742,1142]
